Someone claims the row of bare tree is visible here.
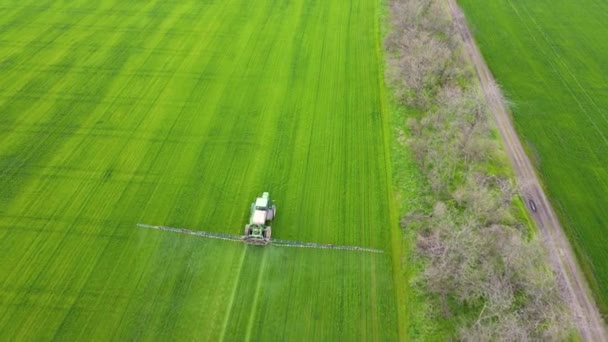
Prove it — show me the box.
[385,0,573,340]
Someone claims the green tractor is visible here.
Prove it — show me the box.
[243,192,276,245]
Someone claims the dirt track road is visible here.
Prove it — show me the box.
[445,0,607,340]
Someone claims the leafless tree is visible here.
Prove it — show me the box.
[387,0,573,339]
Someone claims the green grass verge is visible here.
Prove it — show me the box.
[458,0,608,316]
[0,0,411,339]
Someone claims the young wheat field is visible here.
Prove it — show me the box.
[0,0,408,339]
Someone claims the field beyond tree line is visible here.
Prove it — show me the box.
[458,0,608,317]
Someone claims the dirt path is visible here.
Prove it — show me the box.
[445,0,607,340]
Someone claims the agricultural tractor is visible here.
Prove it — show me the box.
[243,192,276,245]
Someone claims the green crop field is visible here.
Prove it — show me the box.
[0,0,409,339]
[458,0,608,315]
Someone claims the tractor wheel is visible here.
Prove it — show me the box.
[244,225,251,236]
[265,227,272,239]
[267,205,276,221]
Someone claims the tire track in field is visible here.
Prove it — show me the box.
[447,1,608,339]
[244,251,268,341]
[218,248,248,342]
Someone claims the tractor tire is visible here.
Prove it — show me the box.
[265,226,272,239]
[267,205,276,221]
[244,225,251,236]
